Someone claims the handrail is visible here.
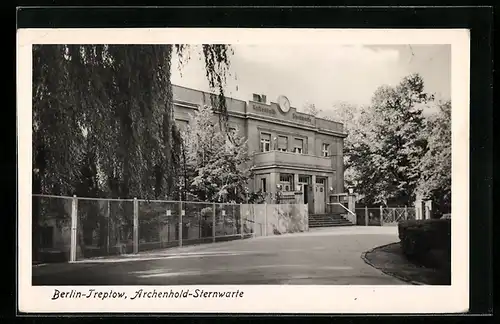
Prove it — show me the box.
[326,202,356,217]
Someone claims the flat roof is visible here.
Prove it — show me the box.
[172,84,345,127]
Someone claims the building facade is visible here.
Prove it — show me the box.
[172,85,347,215]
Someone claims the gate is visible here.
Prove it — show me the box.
[381,207,416,226]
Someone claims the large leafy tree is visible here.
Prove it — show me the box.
[339,74,433,206]
[182,104,253,203]
[32,44,232,258]
[416,100,452,215]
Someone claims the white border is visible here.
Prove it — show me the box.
[17,28,470,314]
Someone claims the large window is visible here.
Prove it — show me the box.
[277,135,288,152]
[260,133,271,152]
[293,138,304,154]
[322,143,330,157]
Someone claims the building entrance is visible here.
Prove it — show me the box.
[314,177,326,214]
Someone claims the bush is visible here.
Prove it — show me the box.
[398,218,451,271]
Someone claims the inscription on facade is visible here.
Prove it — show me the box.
[252,103,276,115]
[292,113,312,123]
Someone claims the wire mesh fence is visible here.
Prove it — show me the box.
[32,195,306,263]
[355,207,416,226]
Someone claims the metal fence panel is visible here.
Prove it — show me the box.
[138,201,180,252]
[32,195,308,262]
[32,195,73,264]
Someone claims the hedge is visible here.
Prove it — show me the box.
[398,218,451,272]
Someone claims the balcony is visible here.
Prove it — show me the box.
[253,150,333,170]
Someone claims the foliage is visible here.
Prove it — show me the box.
[415,100,452,215]
[398,218,451,272]
[302,103,322,117]
[247,190,267,204]
[182,104,253,203]
[32,44,232,257]
[329,74,437,206]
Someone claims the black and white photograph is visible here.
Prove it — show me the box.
[18,28,470,313]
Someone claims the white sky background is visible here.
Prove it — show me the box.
[171,44,451,116]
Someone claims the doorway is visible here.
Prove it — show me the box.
[314,178,326,214]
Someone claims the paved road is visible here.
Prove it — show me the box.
[32,226,407,285]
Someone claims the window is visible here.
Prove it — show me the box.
[277,135,288,152]
[322,143,330,157]
[279,173,293,191]
[293,138,304,154]
[260,178,267,193]
[260,133,271,152]
[280,174,293,182]
[298,175,310,184]
[316,177,326,184]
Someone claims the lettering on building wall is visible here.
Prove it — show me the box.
[252,103,276,115]
[292,113,312,123]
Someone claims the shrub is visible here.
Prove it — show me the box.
[398,218,451,271]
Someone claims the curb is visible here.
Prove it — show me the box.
[361,242,427,286]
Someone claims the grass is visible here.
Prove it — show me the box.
[363,242,451,285]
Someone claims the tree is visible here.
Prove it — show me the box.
[341,74,433,206]
[183,105,253,203]
[302,103,322,117]
[416,100,451,215]
[32,44,233,259]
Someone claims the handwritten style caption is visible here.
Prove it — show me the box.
[51,288,245,300]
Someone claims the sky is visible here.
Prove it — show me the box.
[170,44,451,115]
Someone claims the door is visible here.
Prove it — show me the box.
[306,185,315,214]
[314,182,326,214]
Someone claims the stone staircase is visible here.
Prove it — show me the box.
[308,213,354,228]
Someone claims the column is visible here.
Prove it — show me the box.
[311,175,316,213]
[269,171,277,203]
[294,174,299,192]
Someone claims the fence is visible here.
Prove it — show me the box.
[32,195,307,264]
[354,206,416,226]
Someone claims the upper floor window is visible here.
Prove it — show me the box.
[277,135,288,152]
[260,133,271,152]
[293,138,304,154]
[322,143,330,157]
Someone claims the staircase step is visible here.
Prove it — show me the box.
[309,221,353,225]
[309,223,354,228]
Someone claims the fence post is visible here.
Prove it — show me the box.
[404,205,408,220]
[379,205,384,226]
[240,204,244,239]
[264,203,268,236]
[364,206,368,226]
[179,201,183,247]
[253,206,257,238]
[212,202,216,243]
[106,200,110,255]
[133,198,138,254]
[70,195,78,262]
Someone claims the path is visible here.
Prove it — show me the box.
[32,226,407,285]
